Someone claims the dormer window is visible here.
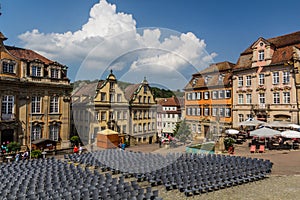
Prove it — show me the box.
[218,74,224,83]
[32,65,42,77]
[2,60,16,74]
[50,68,60,79]
[258,50,264,61]
[204,76,209,84]
[192,78,198,86]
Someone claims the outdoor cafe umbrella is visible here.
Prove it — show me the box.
[250,127,281,138]
[238,119,266,127]
[265,121,291,128]
[225,129,239,135]
[289,124,300,129]
[280,130,300,138]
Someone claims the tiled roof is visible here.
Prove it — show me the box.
[235,31,300,70]
[242,31,300,55]
[5,45,54,65]
[124,84,141,101]
[157,96,181,107]
[195,61,235,75]
[72,82,98,97]
[185,61,233,90]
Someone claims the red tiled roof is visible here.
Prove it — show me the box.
[235,31,300,70]
[5,45,54,65]
[157,96,180,106]
[242,31,300,55]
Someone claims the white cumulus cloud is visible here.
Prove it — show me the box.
[18,0,217,90]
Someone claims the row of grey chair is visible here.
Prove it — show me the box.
[0,157,161,200]
[66,150,272,197]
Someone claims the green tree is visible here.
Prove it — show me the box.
[7,142,21,152]
[70,136,80,146]
[174,119,191,144]
[31,150,42,159]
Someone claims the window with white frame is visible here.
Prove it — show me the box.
[283,92,290,103]
[117,111,121,120]
[218,74,224,83]
[32,66,42,77]
[212,91,218,99]
[50,68,59,79]
[2,95,14,114]
[246,75,252,86]
[2,61,15,73]
[110,94,114,102]
[219,90,225,99]
[192,108,196,116]
[187,93,192,100]
[117,94,122,102]
[204,107,209,116]
[49,125,59,141]
[238,114,244,122]
[283,71,290,84]
[238,77,243,87]
[204,76,209,84]
[259,74,265,85]
[204,91,210,99]
[273,92,280,104]
[246,94,252,104]
[101,111,106,121]
[123,111,127,119]
[238,94,244,104]
[192,92,196,100]
[273,72,279,84]
[50,96,59,113]
[31,125,42,141]
[31,96,41,113]
[197,108,201,116]
[258,50,264,61]
[225,108,231,117]
[219,108,225,117]
[212,108,218,116]
[259,93,265,104]
[100,93,106,101]
[133,124,137,133]
[196,92,202,99]
[225,90,231,98]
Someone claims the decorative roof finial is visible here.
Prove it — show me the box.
[142,76,148,84]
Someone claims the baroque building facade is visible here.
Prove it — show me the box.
[184,61,234,139]
[232,31,300,128]
[71,71,157,145]
[0,32,72,149]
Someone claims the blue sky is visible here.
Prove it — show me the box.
[1,0,300,90]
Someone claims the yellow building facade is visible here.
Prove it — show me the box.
[0,32,72,149]
[72,72,157,145]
